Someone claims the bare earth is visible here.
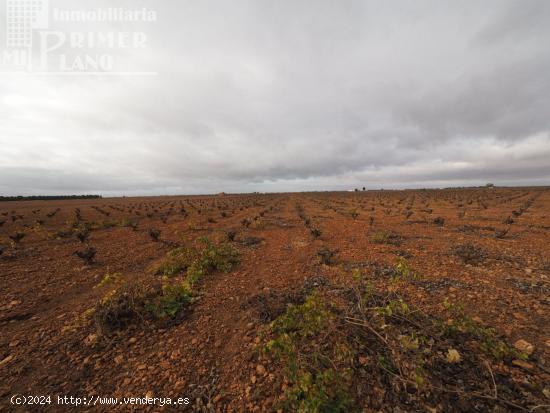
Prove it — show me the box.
[1,188,549,412]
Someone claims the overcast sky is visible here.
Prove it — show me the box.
[1,0,549,195]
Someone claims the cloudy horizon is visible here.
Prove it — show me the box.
[1,0,549,196]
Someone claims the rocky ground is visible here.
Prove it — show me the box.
[0,188,549,412]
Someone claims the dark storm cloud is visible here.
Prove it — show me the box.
[1,0,549,195]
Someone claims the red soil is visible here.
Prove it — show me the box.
[0,188,548,411]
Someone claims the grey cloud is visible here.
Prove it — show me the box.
[1,0,549,195]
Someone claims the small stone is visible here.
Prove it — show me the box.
[256,364,266,376]
[114,355,124,365]
[358,356,369,366]
[524,268,532,274]
[191,338,198,345]
[0,355,14,366]
[251,375,257,384]
[145,391,154,399]
[129,337,137,344]
[85,334,98,346]
[9,340,20,348]
[545,339,550,348]
[137,364,147,370]
[512,359,534,370]
[446,349,461,364]
[513,339,535,355]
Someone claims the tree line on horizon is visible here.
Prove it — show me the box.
[0,195,102,202]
